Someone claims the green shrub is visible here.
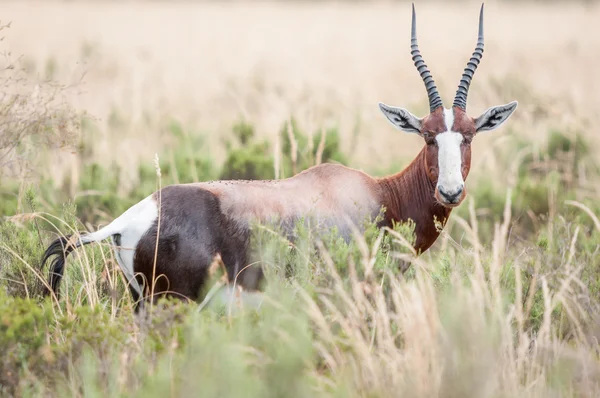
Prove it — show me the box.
[220,141,274,180]
[219,120,274,180]
[220,118,347,181]
[456,129,598,242]
[0,292,129,396]
[280,118,347,177]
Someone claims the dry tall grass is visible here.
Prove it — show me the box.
[4,186,599,396]
[305,195,600,397]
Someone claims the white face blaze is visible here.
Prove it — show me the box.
[435,109,465,201]
[377,100,518,204]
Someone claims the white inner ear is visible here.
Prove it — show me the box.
[436,109,465,192]
[378,102,422,134]
[475,101,518,133]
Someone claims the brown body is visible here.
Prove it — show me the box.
[197,156,449,251]
[130,151,451,301]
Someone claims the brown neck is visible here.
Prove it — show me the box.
[377,147,452,253]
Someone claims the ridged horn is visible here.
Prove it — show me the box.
[411,3,443,113]
[453,4,485,110]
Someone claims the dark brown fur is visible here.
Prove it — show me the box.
[133,186,253,301]
[377,147,452,253]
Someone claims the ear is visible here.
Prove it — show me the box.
[474,101,518,133]
[378,102,422,134]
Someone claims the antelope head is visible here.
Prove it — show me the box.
[379,3,517,208]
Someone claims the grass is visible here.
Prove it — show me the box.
[2,115,600,397]
[2,185,600,396]
[2,1,600,396]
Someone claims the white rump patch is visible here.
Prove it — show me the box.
[83,195,158,297]
[113,195,158,297]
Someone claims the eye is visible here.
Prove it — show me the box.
[423,132,436,145]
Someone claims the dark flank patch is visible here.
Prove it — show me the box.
[132,185,257,303]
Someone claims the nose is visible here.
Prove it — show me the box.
[438,184,464,203]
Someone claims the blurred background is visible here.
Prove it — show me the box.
[2,0,599,199]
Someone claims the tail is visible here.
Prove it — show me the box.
[40,225,121,297]
[41,235,79,295]
[40,194,157,300]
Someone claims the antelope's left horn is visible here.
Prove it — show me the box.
[453,3,485,110]
[411,3,443,113]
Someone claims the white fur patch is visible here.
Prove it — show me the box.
[443,107,455,132]
[436,109,464,195]
[82,195,158,296]
[113,195,158,296]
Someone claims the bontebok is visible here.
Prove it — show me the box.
[41,3,517,310]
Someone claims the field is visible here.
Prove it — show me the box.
[2,0,600,396]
